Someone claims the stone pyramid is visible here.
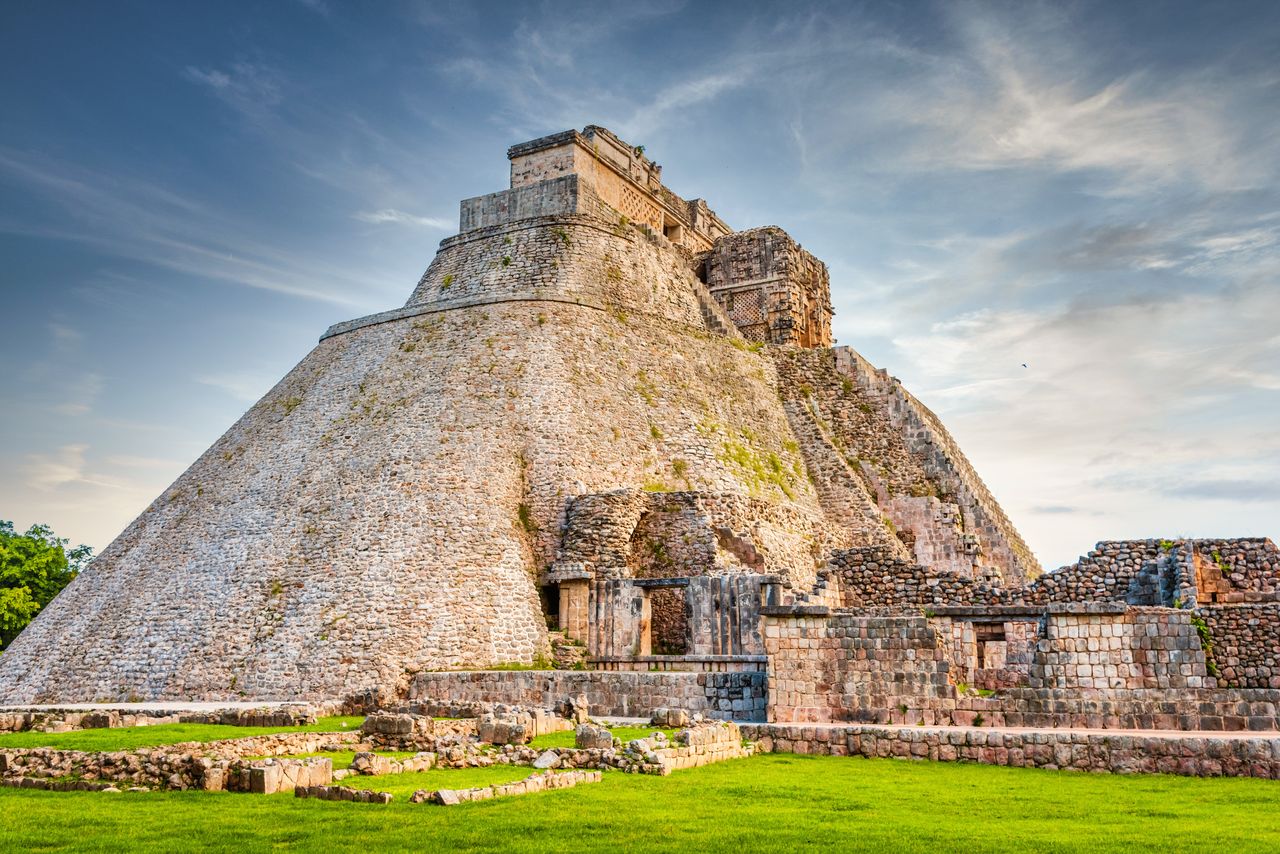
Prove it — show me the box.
[0,127,1037,703]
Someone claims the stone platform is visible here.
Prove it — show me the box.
[741,722,1280,778]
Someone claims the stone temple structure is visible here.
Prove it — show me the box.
[2,127,1277,745]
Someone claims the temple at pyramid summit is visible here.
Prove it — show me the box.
[2,127,1277,745]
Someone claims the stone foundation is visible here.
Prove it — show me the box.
[743,723,1280,778]
[0,748,333,793]
[409,769,603,805]
[407,670,766,721]
[296,785,393,804]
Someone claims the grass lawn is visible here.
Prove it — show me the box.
[334,764,541,797]
[2,754,1278,852]
[528,725,678,750]
[0,716,365,751]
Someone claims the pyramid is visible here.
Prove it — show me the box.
[0,127,1038,703]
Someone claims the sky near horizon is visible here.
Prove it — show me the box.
[1,0,1277,570]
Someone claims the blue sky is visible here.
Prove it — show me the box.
[2,0,1277,570]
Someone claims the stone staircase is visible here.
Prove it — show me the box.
[691,279,740,338]
[788,570,841,610]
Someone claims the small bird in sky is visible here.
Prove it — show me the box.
[1021,363,1028,368]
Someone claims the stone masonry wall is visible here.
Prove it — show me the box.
[407,670,766,721]
[824,540,1255,610]
[1193,538,1280,603]
[1028,608,1213,690]
[703,227,833,347]
[764,614,953,723]
[1198,605,1280,688]
[763,607,1280,729]
[742,723,1280,779]
[460,174,618,233]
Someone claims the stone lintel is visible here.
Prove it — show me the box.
[760,605,831,617]
[631,577,691,589]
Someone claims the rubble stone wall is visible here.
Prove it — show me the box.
[764,614,953,723]
[1198,604,1280,688]
[0,748,333,793]
[1193,538,1280,603]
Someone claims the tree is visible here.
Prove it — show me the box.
[0,520,92,649]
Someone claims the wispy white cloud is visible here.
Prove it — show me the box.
[196,371,275,403]
[184,62,285,115]
[623,72,748,139]
[6,444,173,550]
[25,444,89,491]
[0,148,372,306]
[103,454,185,471]
[354,209,453,229]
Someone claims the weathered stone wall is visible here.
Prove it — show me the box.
[979,687,1280,731]
[763,614,953,723]
[0,748,333,793]
[552,490,828,588]
[460,174,618,232]
[762,604,1280,729]
[506,126,730,253]
[823,539,1267,610]
[407,670,766,721]
[405,214,709,326]
[0,705,314,734]
[1198,605,1280,688]
[1193,538,1280,603]
[1028,608,1213,690]
[742,723,1280,778]
[826,546,989,608]
[703,227,833,347]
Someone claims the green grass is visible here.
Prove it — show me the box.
[0,716,364,751]
[334,765,538,797]
[0,754,1278,852]
[528,726,678,750]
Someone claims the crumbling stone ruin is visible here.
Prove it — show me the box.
[1,126,1277,780]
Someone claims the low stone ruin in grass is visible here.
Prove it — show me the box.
[0,704,320,735]
[0,698,753,797]
[408,770,603,805]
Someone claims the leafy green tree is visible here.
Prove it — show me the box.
[0,521,92,649]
